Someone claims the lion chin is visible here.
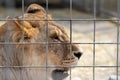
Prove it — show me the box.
[0,4,82,80]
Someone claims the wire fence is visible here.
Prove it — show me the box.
[0,0,119,80]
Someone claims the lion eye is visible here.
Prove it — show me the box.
[50,34,59,40]
[31,23,39,28]
[54,36,59,40]
[32,24,37,28]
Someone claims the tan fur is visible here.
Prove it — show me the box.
[0,4,81,80]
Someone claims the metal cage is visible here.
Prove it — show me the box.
[0,0,119,80]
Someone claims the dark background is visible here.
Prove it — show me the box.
[0,0,118,17]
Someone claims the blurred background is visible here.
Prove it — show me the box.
[0,0,120,80]
[0,0,118,19]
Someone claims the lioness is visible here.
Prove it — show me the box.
[0,4,82,80]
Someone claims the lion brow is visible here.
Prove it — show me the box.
[27,9,41,13]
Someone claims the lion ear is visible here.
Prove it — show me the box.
[6,17,31,34]
[26,4,45,13]
[0,16,13,41]
[0,21,6,42]
[6,17,21,31]
[0,17,21,42]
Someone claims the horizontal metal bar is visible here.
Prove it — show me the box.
[0,19,120,21]
[0,66,119,68]
[0,42,119,45]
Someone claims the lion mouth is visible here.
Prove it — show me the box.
[62,57,78,66]
[52,70,69,80]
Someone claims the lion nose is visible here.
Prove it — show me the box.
[74,51,82,59]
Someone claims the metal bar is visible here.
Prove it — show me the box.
[0,0,119,80]
[70,20,72,80]
[45,0,49,80]
[70,0,72,80]
[117,0,120,80]
[0,19,120,21]
[116,21,119,80]
[0,42,120,45]
[21,0,25,80]
[93,0,96,80]
[0,66,120,68]
[20,0,25,80]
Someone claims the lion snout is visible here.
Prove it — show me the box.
[73,51,83,59]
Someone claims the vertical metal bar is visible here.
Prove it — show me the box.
[21,0,25,80]
[117,0,120,80]
[116,21,119,80]
[45,0,48,80]
[70,20,72,80]
[70,0,72,80]
[93,0,96,80]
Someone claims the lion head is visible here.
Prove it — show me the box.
[0,4,82,80]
